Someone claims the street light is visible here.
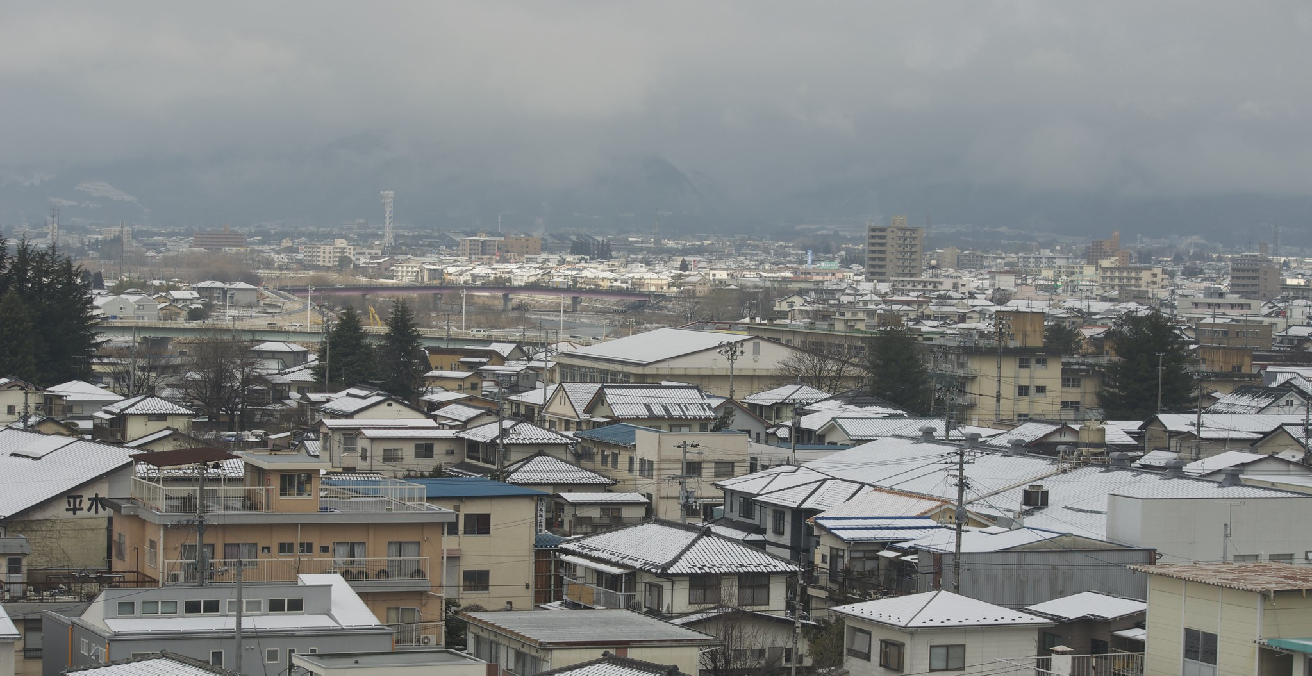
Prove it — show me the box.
[717,341,746,400]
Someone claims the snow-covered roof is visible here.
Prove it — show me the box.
[1182,450,1305,477]
[459,420,573,445]
[63,656,222,676]
[420,390,471,405]
[44,380,124,402]
[318,418,439,430]
[318,394,392,416]
[560,328,753,366]
[812,516,946,543]
[984,421,1070,447]
[833,590,1051,628]
[1025,592,1146,622]
[1207,386,1300,414]
[252,341,310,353]
[433,403,490,423]
[592,385,716,420]
[502,453,616,486]
[358,428,458,440]
[0,430,137,518]
[101,395,194,416]
[559,520,800,575]
[742,384,832,406]
[554,492,648,504]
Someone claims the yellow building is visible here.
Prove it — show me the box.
[110,447,455,646]
[92,395,194,443]
[1133,563,1312,676]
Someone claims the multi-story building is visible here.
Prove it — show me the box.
[865,216,923,283]
[1096,260,1164,299]
[109,447,455,647]
[1230,253,1281,300]
[1086,230,1129,266]
[302,240,356,268]
[191,225,247,250]
[498,236,542,260]
[457,237,501,261]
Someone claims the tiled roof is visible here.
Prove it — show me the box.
[64,654,229,676]
[463,609,717,646]
[592,385,716,420]
[318,418,439,429]
[983,421,1069,446]
[1207,385,1298,414]
[433,403,489,422]
[460,420,573,445]
[560,383,604,415]
[812,516,946,543]
[123,428,192,447]
[575,423,660,448]
[742,384,832,406]
[318,394,392,415]
[0,430,137,519]
[554,492,648,504]
[503,453,616,486]
[559,520,799,575]
[44,380,124,402]
[536,655,691,676]
[252,341,309,353]
[421,389,471,405]
[101,395,194,416]
[833,590,1051,628]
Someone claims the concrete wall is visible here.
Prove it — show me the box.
[912,548,1153,606]
[1108,495,1312,564]
[842,619,1044,676]
[423,495,537,611]
[1142,576,1273,676]
[4,471,130,571]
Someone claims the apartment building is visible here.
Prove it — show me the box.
[865,216,923,283]
[303,240,356,268]
[109,447,455,646]
[191,225,247,250]
[1230,253,1282,300]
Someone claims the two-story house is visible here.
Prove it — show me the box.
[92,395,194,443]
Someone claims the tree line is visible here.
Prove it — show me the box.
[0,238,101,385]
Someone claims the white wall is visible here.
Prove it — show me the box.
[1108,495,1312,564]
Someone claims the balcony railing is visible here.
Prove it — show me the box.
[563,576,635,610]
[132,477,273,513]
[162,557,429,586]
[992,653,1143,676]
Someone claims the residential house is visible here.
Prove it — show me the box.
[317,389,427,421]
[463,609,717,676]
[0,599,17,676]
[1206,385,1309,415]
[423,371,484,394]
[1024,592,1147,657]
[192,281,259,307]
[741,384,833,425]
[1139,413,1304,456]
[109,447,455,646]
[92,395,194,443]
[409,478,545,612]
[290,650,488,676]
[123,428,206,453]
[554,328,806,398]
[532,655,690,676]
[458,420,574,469]
[551,493,649,536]
[43,574,393,675]
[432,403,498,429]
[42,381,122,421]
[542,384,718,434]
[61,652,239,676]
[317,418,441,471]
[355,428,461,476]
[249,342,311,371]
[833,591,1051,676]
[94,294,160,321]
[425,344,525,372]
[499,452,617,495]
[0,379,44,426]
[1131,563,1312,676]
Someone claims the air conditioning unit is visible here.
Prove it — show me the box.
[419,635,434,645]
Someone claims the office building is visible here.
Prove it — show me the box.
[865,216,923,283]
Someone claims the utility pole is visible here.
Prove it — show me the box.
[952,441,968,592]
[994,321,1003,422]
[234,561,244,673]
[1156,352,1165,413]
[493,392,506,480]
[789,413,800,465]
[195,463,209,587]
[790,572,804,676]
[461,288,467,332]
[675,441,701,524]
[307,286,314,330]
[716,341,746,400]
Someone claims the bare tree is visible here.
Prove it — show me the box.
[698,608,789,676]
[181,331,264,433]
[103,342,174,397]
[775,344,861,394]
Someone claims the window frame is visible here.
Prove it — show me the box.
[737,572,770,606]
[463,513,492,536]
[688,574,722,605]
[462,569,491,592]
[847,627,872,661]
[879,639,905,671]
[929,644,966,671]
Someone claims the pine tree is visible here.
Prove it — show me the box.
[315,306,378,389]
[0,290,38,382]
[864,326,932,414]
[91,271,105,289]
[0,238,100,385]
[1098,310,1192,419]
[379,299,426,403]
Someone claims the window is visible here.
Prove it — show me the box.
[1034,385,1047,396]
[1233,554,1258,563]
[266,648,280,664]
[114,532,126,560]
[600,506,622,519]
[714,461,734,478]
[1061,400,1081,410]
[1042,631,1063,652]
[279,472,312,497]
[1017,385,1030,397]
[145,539,158,568]
[699,423,710,432]
[628,456,635,474]
[299,542,314,555]
[210,651,224,667]
[684,461,702,477]
[463,513,492,535]
[739,497,755,519]
[1018,357,1031,369]
[117,601,135,615]
[1035,357,1048,369]
[333,541,367,566]
[278,542,296,555]
[147,414,168,422]
[847,627,872,660]
[1062,377,1082,388]
[1183,628,1218,676]
[688,574,721,605]
[879,639,905,671]
[185,599,221,615]
[141,601,177,615]
[6,557,21,575]
[223,543,258,566]
[929,644,965,671]
[644,582,664,612]
[228,598,263,614]
[463,569,490,592]
[268,598,305,613]
[738,573,770,606]
[1270,553,1295,563]
[772,509,786,535]
[383,447,403,463]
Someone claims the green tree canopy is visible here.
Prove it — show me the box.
[1097,310,1193,419]
[0,238,100,385]
[0,290,38,383]
[865,326,932,415]
[316,306,378,389]
[379,299,426,403]
[1044,322,1084,355]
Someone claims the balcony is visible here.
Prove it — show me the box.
[162,556,432,592]
[131,476,434,515]
[991,653,1143,676]
[132,478,273,513]
[563,576,636,609]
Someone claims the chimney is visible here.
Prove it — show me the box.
[920,426,937,443]
[1219,467,1243,487]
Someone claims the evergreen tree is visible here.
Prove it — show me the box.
[864,326,932,414]
[1098,310,1193,419]
[0,290,38,382]
[315,306,377,389]
[679,258,690,272]
[379,299,426,403]
[92,271,105,289]
[0,238,100,385]
[1043,322,1084,355]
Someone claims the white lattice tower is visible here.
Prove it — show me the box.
[381,190,395,249]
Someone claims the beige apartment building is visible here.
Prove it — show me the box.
[1230,253,1282,300]
[866,215,924,283]
[110,447,455,646]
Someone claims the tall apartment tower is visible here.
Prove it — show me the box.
[866,215,924,283]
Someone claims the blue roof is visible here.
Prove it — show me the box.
[573,423,659,448]
[535,531,565,549]
[409,477,547,498]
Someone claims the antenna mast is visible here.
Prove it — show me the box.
[381,190,395,250]
[49,205,59,250]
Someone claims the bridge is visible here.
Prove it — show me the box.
[96,321,561,348]
[277,284,659,312]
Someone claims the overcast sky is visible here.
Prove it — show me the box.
[3,2,1311,231]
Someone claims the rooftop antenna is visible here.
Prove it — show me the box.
[381,190,395,250]
[48,204,59,251]
[1274,223,1281,259]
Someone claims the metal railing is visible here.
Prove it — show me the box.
[162,557,429,584]
[132,477,273,513]
[992,653,1143,676]
[320,476,431,512]
[563,576,635,609]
